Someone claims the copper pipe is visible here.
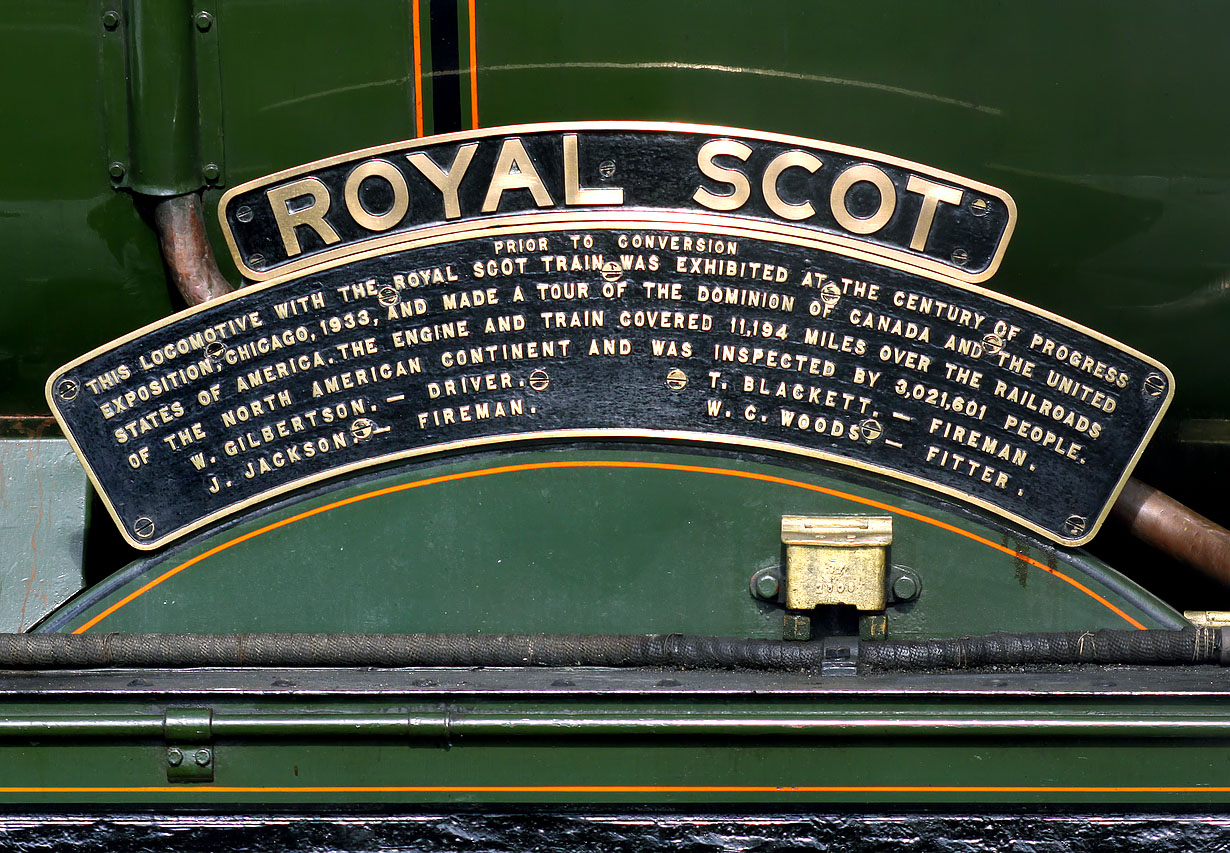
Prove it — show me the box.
[152,193,233,305]
[1111,478,1230,587]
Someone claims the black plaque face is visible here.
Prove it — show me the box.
[49,220,1170,550]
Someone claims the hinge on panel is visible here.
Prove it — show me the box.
[98,0,224,192]
[163,706,214,783]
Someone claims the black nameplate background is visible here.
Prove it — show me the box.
[50,227,1169,549]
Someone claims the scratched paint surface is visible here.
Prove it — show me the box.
[0,439,86,631]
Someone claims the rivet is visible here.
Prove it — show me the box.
[1063,515,1087,538]
[194,748,212,766]
[750,568,780,601]
[528,369,550,391]
[108,162,126,181]
[194,11,213,31]
[56,378,79,401]
[202,163,220,182]
[1143,373,1167,398]
[892,574,919,601]
[166,748,183,766]
[102,10,120,30]
[820,281,842,307]
[133,517,156,539]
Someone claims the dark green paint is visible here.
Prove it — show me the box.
[2,688,1230,804]
[124,0,200,194]
[0,1,1226,420]
[51,449,1175,636]
[0,0,1225,812]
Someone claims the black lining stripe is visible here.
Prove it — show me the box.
[429,0,462,133]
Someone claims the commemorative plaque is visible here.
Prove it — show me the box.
[48,124,1171,549]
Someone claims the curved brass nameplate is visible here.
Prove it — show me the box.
[49,211,1169,550]
[219,122,1015,284]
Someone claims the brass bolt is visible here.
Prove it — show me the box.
[1063,515,1088,538]
[1143,373,1167,398]
[350,418,374,441]
[782,613,812,641]
[56,379,79,402]
[528,369,550,391]
[601,261,623,282]
[820,282,842,307]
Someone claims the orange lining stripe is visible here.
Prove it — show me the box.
[467,0,478,127]
[72,461,1145,633]
[411,0,424,137]
[0,785,1224,794]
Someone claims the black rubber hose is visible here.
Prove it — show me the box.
[0,633,836,671]
[860,628,1222,670]
[0,629,1221,671]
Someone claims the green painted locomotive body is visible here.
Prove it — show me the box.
[2,1,1230,845]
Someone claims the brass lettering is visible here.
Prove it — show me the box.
[406,143,478,220]
[343,159,410,231]
[692,139,752,212]
[266,177,341,257]
[905,175,963,251]
[481,138,554,213]
[830,164,896,235]
[563,134,624,206]
[761,150,822,221]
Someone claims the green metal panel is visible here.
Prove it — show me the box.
[2,0,1228,424]
[47,449,1177,636]
[0,3,173,414]
[0,670,1229,805]
[473,0,1230,421]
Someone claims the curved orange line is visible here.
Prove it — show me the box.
[72,461,1146,633]
[0,785,1222,794]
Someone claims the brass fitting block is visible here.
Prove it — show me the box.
[781,515,892,612]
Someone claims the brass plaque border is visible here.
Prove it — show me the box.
[217,121,1018,285]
